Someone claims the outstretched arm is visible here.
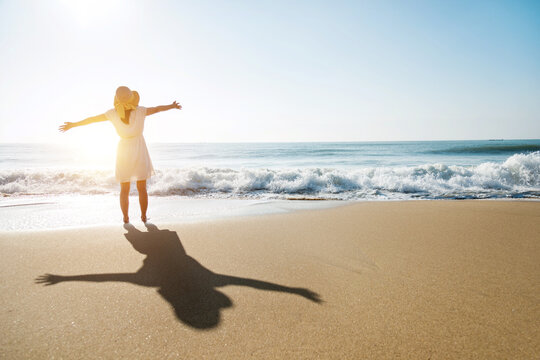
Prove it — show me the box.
[216,274,322,303]
[35,273,140,285]
[59,114,107,132]
[146,101,182,116]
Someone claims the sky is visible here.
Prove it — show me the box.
[0,0,539,144]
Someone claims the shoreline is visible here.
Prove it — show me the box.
[0,195,350,232]
[1,196,539,232]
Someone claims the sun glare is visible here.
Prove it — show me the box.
[66,124,119,169]
[60,0,123,26]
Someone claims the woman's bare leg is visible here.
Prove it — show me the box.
[137,180,148,222]
[120,182,130,223]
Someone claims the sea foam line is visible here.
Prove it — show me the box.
[1,152,539,199]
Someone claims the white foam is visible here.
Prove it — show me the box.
[1,152,539,200]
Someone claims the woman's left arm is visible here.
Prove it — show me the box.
[146,101,182,116]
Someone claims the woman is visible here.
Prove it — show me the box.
[59,86,182,223]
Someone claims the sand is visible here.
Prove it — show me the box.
[1,200,539,359]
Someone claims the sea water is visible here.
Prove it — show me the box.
[1,140,539,200]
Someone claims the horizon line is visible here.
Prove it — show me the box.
[1,138,540,145]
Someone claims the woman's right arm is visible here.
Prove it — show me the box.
[146,101,182,116]
[59,114,107,132]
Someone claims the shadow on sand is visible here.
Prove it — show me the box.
[36,223,321,329]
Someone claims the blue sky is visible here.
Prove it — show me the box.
[0,0,539,144]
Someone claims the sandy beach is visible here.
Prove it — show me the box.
[1,200,539,359]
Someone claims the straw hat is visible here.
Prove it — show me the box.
[114,86,140,119]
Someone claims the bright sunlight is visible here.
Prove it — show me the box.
[59,0,123,26]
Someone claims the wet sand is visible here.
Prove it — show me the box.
[1,200,539,359]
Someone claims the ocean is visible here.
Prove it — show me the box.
[1,140,539,200]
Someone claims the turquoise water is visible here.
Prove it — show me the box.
[1,140,539,200]
[148,140,540,168]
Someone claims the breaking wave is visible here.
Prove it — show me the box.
[1,152,539,200]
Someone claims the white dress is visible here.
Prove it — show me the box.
[105,106,155,183]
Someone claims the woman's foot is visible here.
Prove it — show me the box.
[141,215,148,223]
[123,217,129,224]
